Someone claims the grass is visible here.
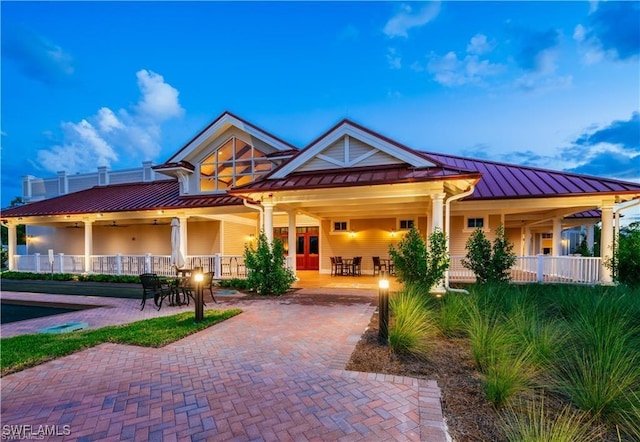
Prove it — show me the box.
[388,285,438,358]
[499,395,606,442]
[1,308,242,376]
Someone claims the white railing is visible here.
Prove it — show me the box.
[10,254,602,284]
[449,255,601,285]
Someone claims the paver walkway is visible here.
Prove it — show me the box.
[1,290,448,441]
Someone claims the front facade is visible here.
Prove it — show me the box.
[3,111,640,284]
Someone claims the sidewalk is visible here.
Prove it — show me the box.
[1,289,448,441]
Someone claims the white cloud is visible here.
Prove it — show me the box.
[386,47,402,69]
[135,70,184,121]
[421,33,503,87]
[467,34,493,55]
[36,69,184,174]
[383,2,441,38]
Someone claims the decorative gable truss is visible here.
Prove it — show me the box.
[270,121,436,178]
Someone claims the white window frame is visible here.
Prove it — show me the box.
[397,218,416,231]
[330,220,350,234]
[463,216,489,232]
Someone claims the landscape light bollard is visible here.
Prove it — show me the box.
[194,267,204,322]
[378,271,389,345]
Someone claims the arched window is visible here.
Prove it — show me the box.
[200,137,273,192]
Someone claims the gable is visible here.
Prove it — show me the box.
[270,120,435,179]
[297,136,405,172]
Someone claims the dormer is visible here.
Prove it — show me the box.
[154,112,297,195]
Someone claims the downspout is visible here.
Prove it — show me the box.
[243,199,264,231]
[444,185,476,294]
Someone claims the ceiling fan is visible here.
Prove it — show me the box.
[148,219,170,226]
[106,221,128,228]
[65,222,82,229]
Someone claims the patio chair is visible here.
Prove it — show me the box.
[221,258,232,277]
[372,256,386,276]
[234,257,246,277]
[330,257,344,276]
[139,273,173,311]
[351,256,362,276]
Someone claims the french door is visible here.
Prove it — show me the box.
[275,227,319,270]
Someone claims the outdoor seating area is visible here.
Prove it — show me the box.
[139,269,216,310]
[330,256,363,276]
[372,257,395,276]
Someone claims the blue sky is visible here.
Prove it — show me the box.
[2,1,639,215]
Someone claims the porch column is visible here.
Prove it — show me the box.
[179,216,188,264]
[7,223,16,270]
[287,210,297,273]
[523,226,532,256]
[431,193,445,232]
[552,217,562,256]
[84,220,93,273]
[263,202,274,242]
[430,193,446,294]
[586,224,595,254]
[600,202,614,284]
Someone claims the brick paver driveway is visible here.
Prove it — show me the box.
[1,290,447,441]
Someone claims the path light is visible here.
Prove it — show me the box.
[378,270,389,345]
[194,266,204,322]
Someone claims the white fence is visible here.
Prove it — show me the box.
[13,253,248,279]
[448,255,601,285]
[11,254,602,285]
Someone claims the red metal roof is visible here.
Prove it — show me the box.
[421,152,640,200]
[229,164,481,193]
[1,181,244,218]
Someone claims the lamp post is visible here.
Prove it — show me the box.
[378,270,389,345]
[193,266,204,322]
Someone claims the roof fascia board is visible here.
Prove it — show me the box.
[270,123,435,179]
[167,113,295,163]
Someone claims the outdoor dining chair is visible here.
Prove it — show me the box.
[139,273,174,310]
[372,256,386,276]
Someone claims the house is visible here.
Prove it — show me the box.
[3,111,640,284]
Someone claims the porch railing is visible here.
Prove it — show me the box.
[11,254,602,285]
[448,255,601,285]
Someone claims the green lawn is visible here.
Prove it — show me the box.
[1,308,241,376]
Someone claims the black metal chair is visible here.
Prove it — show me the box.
[330,257,344,276]
[372,256,386,276]
[139,273,173,310]
[351,256,362,276]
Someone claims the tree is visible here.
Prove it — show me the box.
[244,230,296,296]
[388,226,450,291]
[606,221,640,288]
[462,224,516,284]
[461,228,492,284]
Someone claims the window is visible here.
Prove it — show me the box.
[399,219,414,230]
[467,218,484,229]
[333,221,348,232]
[199,137,274,192]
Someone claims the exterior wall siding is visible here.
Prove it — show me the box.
[222,220,254,255]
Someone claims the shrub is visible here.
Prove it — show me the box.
[388,284,438,358]
[500,396,606,442]
[388,226,449,291]
[462,228,492,284]
[217,278,251,290]
[244,230,296,296]
[606,221,640,288]
[462,224,516,284]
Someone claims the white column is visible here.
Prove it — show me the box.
[263,202,274,242]
[431,193,445,232]
[288,210,297,273]
[430,193,446,294]
[600,203,614,284]
[7,223,16,270]
[179,216,188,264]
[586,224,595,253]
[84,220,93,273]
[524,226,532,256]
[552,218,562,256]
